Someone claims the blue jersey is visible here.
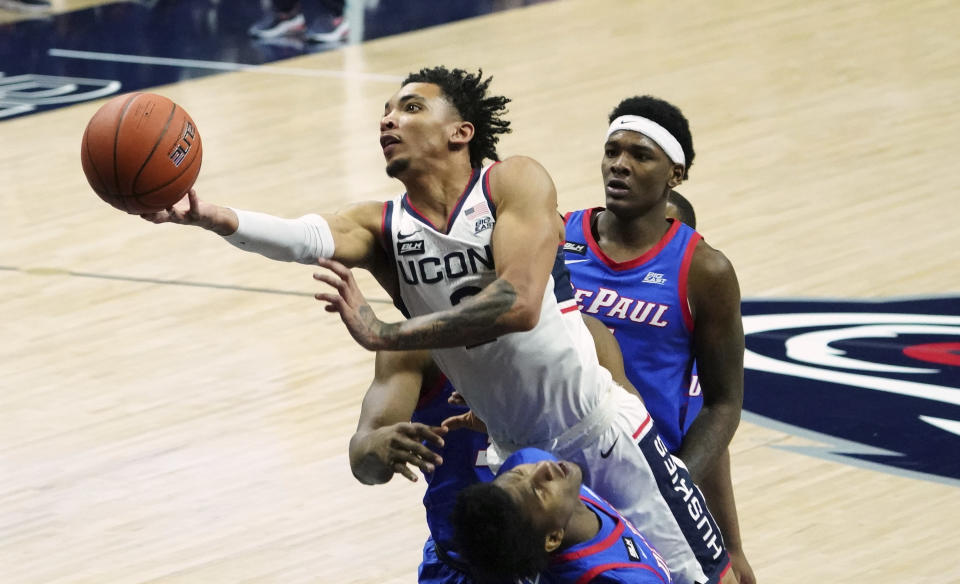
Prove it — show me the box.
[549,488,672,584]
[500,449,672,584]
[563,209,703,452]
[411,373,493,568]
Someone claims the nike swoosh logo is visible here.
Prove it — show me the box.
[565,259,589,264]
[600,437,619,458]
[397,231,419,240]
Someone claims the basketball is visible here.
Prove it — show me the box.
[81,92,203,214]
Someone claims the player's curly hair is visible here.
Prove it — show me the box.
[609,95,695,179]
[452,482,550,582]
[402,66,511,168]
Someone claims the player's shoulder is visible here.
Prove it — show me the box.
[486,155,556,203]
[690,237,736,280]
[336,200,388,232]
[688,238,740,309]
[491,154,546,170]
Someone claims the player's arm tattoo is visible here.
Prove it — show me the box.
[378,279,518,350]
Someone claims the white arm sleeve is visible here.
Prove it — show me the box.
[222,208,335,264]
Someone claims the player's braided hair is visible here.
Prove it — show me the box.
[403,66,511,168]
[452,482,550,582]
[609,95,695,179]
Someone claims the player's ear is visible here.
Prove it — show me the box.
[667,163,684,187]
[544,528,565,553]
[450,121,474,147]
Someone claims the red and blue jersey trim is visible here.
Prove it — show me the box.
[677,231,702,332]
[552,497,626,563]
[400,167,481,233]
[380,199,411,318]
[481,161,500,217]
[582,208,683,272]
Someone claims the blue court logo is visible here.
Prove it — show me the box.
[741,296,960,484]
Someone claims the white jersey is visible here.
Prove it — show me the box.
[382,164,612,448]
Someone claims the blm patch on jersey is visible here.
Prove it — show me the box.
[397,240,425,256]
[564,241,587,255]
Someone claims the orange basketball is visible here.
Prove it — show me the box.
[81,92,203,214]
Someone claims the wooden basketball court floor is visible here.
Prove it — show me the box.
[2,1,958,582]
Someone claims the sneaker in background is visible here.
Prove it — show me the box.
[306,13,349,44]
[248,11,307,38]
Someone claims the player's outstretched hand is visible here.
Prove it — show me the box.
[140,189,211,227]
[314,258,389,350]
[366,422,447,482]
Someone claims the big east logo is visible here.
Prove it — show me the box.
[741,296,960,484]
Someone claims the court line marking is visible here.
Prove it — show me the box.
[48,48,404,82]
[0,265,394,304]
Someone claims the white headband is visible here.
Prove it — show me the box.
[606,115,686,167]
